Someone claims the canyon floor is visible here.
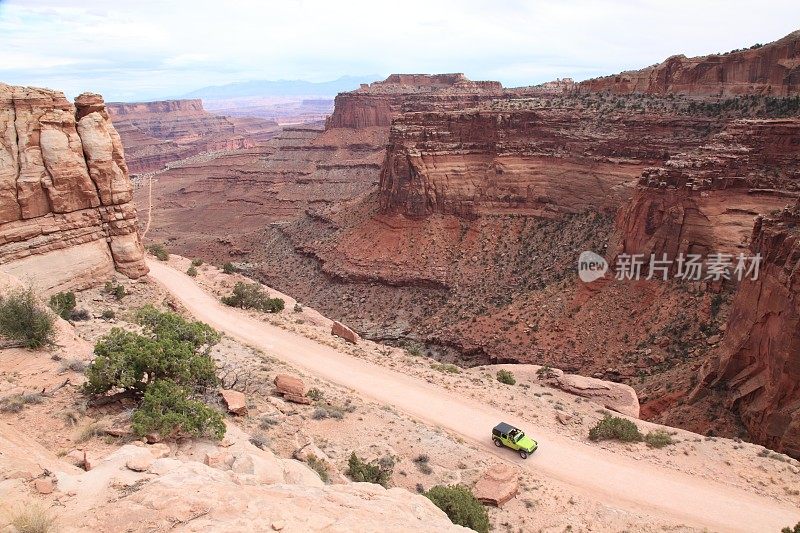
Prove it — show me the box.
[2,253,799,531]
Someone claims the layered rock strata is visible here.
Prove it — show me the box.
[0,84,147,292]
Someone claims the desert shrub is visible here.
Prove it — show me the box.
[346,452,392,487]
[306,387,324,402]
[59,358,86,373]
[83,306,218,395]
[413,454,433,475]
[293,302,303,313]
[131,380,225,440]
[536,365,557,379]
[10,501,56,533]
[644,429,674,448]
[101,309,116,320]
[424,485,489,533]
[0,287,54,349]
[259,414,279,429]
[191,258,204,267]
[589,415,643,443]
[249,433,270,450]
[69,308,91,321]
[146,243,169,261]
[0,392,43,413]
[496,369,516,385]
[431,362,460,374]
[48,291,76,319]
[103,281,126,300]
[782,522,800,533]
[186,265,198,277]
[222,262,237,274]
[312,404,345,420]
[305,453,330,483]
[221,282,285,313]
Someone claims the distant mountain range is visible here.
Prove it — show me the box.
[182,75,380,99]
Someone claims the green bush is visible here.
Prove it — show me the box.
[222,262,237,274]
[782,522,800,533]
[83,305,219,395]
[589,415,643,442]
[191,258,204,267]
[305,453,330,483]
[131,380,225,440]
[424,485,489,533]
[496,369,516,385]
[221,282,285,313]
[186,265,198,277]
[0,287,54,349]
[48,291,76,319]
[346,452,392,487]
[101,309,116,320]
[644,429,674,448]
[146,243,169,261]
[103,281,126,300]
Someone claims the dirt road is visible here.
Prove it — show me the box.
[148,260,799,532]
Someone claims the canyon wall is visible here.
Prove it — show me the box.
[0,84,147,293]
[107,99,279,173]
[697,203,800,458]
[379,105,718,218]
[611,118,800,263]
[579,30,800,96]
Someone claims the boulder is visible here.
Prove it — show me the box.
[221,389,247,415]
[33,477,55,495]
[473,464,518,506]
[546,368,640,418]
[274,374,311,405]
[125,456,154,473]
[331,321,360,344]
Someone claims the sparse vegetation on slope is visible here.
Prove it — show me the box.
[424,484,490,533]
[0,287,54,349]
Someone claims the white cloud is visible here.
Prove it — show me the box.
[0,0,796,100]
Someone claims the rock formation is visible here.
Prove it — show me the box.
[578,30,800,96]
[473,464,518,506]
[696,202,800,458]
[326,74,503,129]
[611,118,800,264]
[107,99,279,173]
[0,84,147,293]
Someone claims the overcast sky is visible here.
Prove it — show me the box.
[0,0,797,101]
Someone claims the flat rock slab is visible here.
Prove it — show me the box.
[473,464,518,506]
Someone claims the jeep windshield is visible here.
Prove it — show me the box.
[509,429,524,441]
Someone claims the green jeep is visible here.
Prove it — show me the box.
[492,422,538,459]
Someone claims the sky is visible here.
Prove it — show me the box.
[0,0,797,101]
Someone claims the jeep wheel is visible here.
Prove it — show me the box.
[493,438,502,447]
[519,450,528,459]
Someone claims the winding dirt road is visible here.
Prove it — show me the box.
[148,260,799,532]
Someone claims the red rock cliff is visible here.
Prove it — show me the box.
[579,30,800,96]
[611,118,800,263]
[0,84,147,293]
[696,202,800,458]
[325,73,503,129]
[379,103,718,218]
